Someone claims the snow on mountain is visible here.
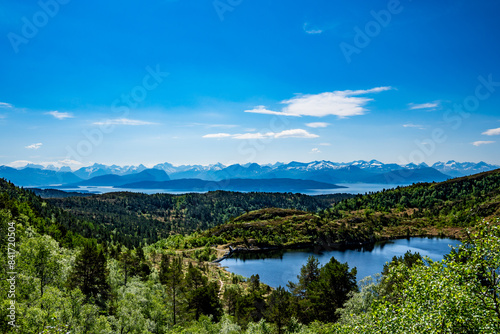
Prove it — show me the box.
[431,160,499,177]
[153,162,178,174]
[4,160,498,185]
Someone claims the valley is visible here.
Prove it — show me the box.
[0,167,499,332]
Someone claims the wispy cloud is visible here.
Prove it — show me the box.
[306,122,330,128]
[319,142,331,146]
[408,101,440,111]
[93,118,158,126]
[472,141,495,146]
[202,133,232,138]
[245,87,392,118]
[25,143,43,150]
[403,123,425,129]
[303,23,323,34]
[203,129,319,140]
[7,160,34,168]
[0,102,13,109]
[482,127,500,136]
[45,110,74,120]
[244,106,298,117]
[311,148,321,153]
[8,159,82,169]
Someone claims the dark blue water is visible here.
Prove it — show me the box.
[221,238,461,288]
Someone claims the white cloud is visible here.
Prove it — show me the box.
[306,122,330,128]
[203,129,319,140]
[311,148,321,153]
[233,132,270,140]
[472,141,495,146]
[274,129,319,138]
[482,127,500,136]
[408,102,439,111]
[0,102,13,108]
[8,160,34,168]
[303,23,323,34]
[202,133,232,138]
[319,142,331,146]
[246,87,392,119]
[25,143,43,150]
[93,118,157,126]
[7,159,83,170]
[46,110,74,120]
[244,105,298,117]
[403,123,425,129]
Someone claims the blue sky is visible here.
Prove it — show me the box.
[1,0,500,168]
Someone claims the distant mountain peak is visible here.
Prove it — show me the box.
[2,160,498,188]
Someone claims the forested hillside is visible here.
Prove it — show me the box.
[183,169,500,249]
[45,191,351,247]
[1,170,499,333]
[0,179,88,248]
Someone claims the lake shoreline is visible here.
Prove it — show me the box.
[213,229,464,263]
[218,237,463,288]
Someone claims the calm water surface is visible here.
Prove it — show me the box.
[45,183,409,195]
[221,238,460,288]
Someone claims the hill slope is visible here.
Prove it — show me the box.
[185,169,500,249]
[46,191,352,247]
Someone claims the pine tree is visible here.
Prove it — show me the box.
[265,286,291,334]
[314,256,358,322]
[68,240,110,307]
[159,254,184,325]
[288,255,320,299]
[184,264,222,321]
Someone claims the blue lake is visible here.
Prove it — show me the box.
[220,237,461,288]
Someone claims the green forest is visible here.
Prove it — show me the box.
[43,190,351,247]
[0,169,499,333]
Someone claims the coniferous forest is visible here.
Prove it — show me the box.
[0,169,499,333]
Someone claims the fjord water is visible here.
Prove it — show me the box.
[59,183,410,195]
[221,237,461,288]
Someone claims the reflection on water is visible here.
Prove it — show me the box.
[222,237,461,289]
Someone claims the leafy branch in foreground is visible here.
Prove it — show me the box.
[335,219,500,333]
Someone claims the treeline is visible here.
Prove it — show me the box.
[327,169,500,226]
[1,173,500,332]
[0,181,361,333]
[184,170,500,251]
[0,179,88,248]
[45,191,351,247]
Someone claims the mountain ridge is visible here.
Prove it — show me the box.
[2,160,497,187]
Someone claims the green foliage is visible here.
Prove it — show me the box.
[265,286,292,334]
[331,170,500,228]
[337,220,500,333]
[3,171,500,333]
[0,178,88,248]
[46,190,351,247]
[289,256,358,324]
[68,240,110,307]
[159,255,184,325]
[20,235,63,297]
[184,264,223,322]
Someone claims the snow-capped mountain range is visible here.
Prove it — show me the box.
[0,160,497,187]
